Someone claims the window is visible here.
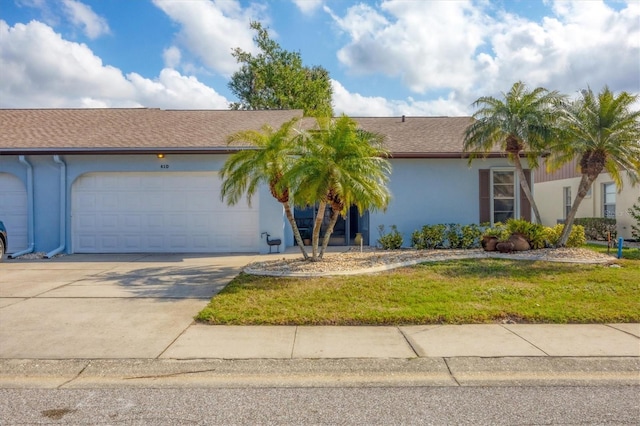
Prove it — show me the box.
[491,169,516,223]
[563,186,572,219]
[603,183,616,218]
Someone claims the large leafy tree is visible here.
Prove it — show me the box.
[463,81,564,224]
[220,117,310,259]
[229,21,333,117]
[287,115,392,260]
[547,87,640,247]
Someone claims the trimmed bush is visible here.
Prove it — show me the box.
[411,224,446,249]
[574,218,616,240]
[505,218,547,249]
[545,224,587,247]
[377,225,403,250]
[445,223,462,249]
[460,224,483,249]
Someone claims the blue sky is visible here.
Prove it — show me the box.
[1,0,638,116]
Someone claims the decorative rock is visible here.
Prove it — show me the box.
[496,241,515,253]
[482,236,498,251]
[509,233,531,251]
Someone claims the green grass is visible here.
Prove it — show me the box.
[196,250,640,325]
[584,242,640,260]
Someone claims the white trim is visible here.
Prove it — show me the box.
[489,167,519,224]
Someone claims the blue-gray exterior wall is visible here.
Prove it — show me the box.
[1,154,285,254]
[2,154,521,253]
[369,157,518,246]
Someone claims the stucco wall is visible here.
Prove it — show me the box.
[1,154,285,254]
[535,173,640,239]
[2,153,529,253]
[368,157,520,247]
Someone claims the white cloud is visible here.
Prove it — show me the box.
[292,0,324,15]
[61,0,110,39]
[128,68,228,109]
[163,46,182,69]
[0,20,229,109]
[329,0,639,105]
[485,0,640,94]
[152,0,264,77]
[331,80,469,117]
[330,1,487,94]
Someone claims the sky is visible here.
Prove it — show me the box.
[0,0,638,116]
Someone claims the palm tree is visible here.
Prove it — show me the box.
[219,117,310,259]
[547,87,640,247]
[287,115,392,260]
[464,81,564,224]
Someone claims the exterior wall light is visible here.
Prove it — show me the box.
[157,154,165,159]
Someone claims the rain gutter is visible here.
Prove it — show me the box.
[45,155,67,258]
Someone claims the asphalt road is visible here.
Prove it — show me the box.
[2,385,639,425]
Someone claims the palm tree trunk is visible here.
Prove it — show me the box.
[512,154,542,224]
[557,174,596,247]
[311,202,327,261]
[283,203,308,260]
[319,209,341,259]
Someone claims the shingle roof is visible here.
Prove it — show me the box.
[0,109,488,157]
[0,108,303,154]
[352,116,474,157]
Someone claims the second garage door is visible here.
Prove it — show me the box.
[0,172,28,253]
[72,172,259,253]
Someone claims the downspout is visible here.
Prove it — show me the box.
[8,156,35,258]
[45,155,66,258]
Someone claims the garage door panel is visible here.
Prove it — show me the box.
[0,173,28,253]
[72,172,259,253]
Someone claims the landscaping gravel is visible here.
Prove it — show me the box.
[245,247,618,276]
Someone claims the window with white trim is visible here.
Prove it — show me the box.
[603,183,616,219]
[563,186,572,219]
[491,169,517,223]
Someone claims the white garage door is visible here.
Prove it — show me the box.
[0,172,28,253]
[72,172,259,253]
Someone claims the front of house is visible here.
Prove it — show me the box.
[534,158,640,239]
[0,109,532,256]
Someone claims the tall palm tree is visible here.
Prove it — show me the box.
[287,115,392,260]
[219,117,310,259]
[547,87,640,247]
[464,81,564,224]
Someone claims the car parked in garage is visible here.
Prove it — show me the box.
[0,220,7,261]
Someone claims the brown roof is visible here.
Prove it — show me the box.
[352,116,474,158]
[0,108,303,154]
[0,109,493,157]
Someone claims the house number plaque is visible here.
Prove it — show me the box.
[160,164,169,169]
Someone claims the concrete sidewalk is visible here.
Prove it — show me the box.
[160,323,640,360]
[1,253,638,388]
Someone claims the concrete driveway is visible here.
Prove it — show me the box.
[0,253,261,359]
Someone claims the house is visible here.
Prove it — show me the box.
[535,158,640,239]
[0,109,532,256]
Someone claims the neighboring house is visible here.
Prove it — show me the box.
[0,109,532,256]
[534,158,640,239]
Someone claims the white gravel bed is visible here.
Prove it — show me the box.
[244,247,619,277]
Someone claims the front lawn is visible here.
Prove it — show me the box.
[196,252,640,325]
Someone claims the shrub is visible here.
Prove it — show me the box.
[629,197,640,240]
[411,224,446,249]
[573,218,616,240]
[460,224,483,249]
[482,222,510,241]
[445,223,462,249]
[545,224,586,248]
[377,225,403,250]
[506,218,547,249]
